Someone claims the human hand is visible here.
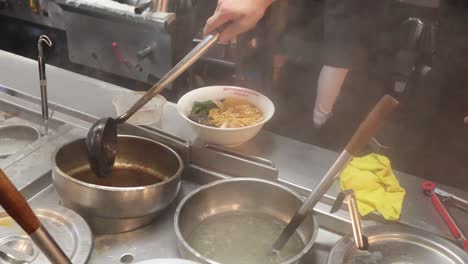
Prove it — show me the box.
[464,116,468,123]
[203,0,274,43]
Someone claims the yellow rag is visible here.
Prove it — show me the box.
[339,153,406,221]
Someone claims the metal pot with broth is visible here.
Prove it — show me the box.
[175,178,318,264]
[53,135,183,234]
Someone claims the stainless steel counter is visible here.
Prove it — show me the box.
[0,94,342,263]
[0,50,467,263]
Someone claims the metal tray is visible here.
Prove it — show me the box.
[0,208,92,264]
[327,224,468,264]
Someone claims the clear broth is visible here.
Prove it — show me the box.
[187,211,305,264]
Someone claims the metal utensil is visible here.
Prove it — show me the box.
[422,181,468,252]
[430,183,468,212]
[330,190,369,250]
[87,31,221,177]
[37,35,52,135]
[0,169,71,264]
[272,95,399,251]
[54,135,183,234]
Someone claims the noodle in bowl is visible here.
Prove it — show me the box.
[177,86,275,146]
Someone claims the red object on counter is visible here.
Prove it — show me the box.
[112,42,130,67]
[422,180,468,253]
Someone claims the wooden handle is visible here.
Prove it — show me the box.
[0,169,41,234]
[345,95,399,156]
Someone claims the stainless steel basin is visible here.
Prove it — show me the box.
[0,124,41,158]
[174,178,319,264]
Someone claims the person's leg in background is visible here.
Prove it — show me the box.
[314,0,386,127]
[313,65,349,127]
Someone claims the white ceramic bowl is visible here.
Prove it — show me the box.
[177,86,275,146]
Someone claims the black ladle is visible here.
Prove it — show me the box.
[87,31,222,177]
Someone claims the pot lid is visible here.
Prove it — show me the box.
[0,207,92,264]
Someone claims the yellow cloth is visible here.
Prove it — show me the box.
[339,153,406,221]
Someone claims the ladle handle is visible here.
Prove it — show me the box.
[0,169,40,234]
[272,94,399,252]
[0,169,72,264]
[117,31,221,123]
[345,95,400,156]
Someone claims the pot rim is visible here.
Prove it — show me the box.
[52,135,184,192]
[326,224,468,264]
[174,177,319,264]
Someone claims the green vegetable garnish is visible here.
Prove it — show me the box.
[188,100,217,126]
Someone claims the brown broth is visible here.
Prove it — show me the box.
[71,167,165,187]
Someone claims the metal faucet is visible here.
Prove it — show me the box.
[37,35,52,135]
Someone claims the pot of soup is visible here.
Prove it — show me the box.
[53,135,183,234]
[174,178,318,264]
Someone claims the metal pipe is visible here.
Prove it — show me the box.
[347,191,367,250]
[37,35,52,134]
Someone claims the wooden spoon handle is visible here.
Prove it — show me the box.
[345,95,400,156]
[0,169,41,234]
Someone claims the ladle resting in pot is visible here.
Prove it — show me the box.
[87,31,222,177]
[272,95,399,252]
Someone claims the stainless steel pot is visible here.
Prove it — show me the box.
[174,178,318,264]
[53,135,183,234]
[327,225,468,264]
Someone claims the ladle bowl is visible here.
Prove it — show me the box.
[86,117,117,177]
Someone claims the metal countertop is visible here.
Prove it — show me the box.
[0,50,467,250]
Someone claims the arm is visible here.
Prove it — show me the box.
[203,0,275,43]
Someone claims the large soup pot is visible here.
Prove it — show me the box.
[175,178,318,264]
[53,135,183,234]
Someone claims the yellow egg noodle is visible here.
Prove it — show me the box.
[208,98,264,128]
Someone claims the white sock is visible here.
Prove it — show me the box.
[313,65,349,127]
